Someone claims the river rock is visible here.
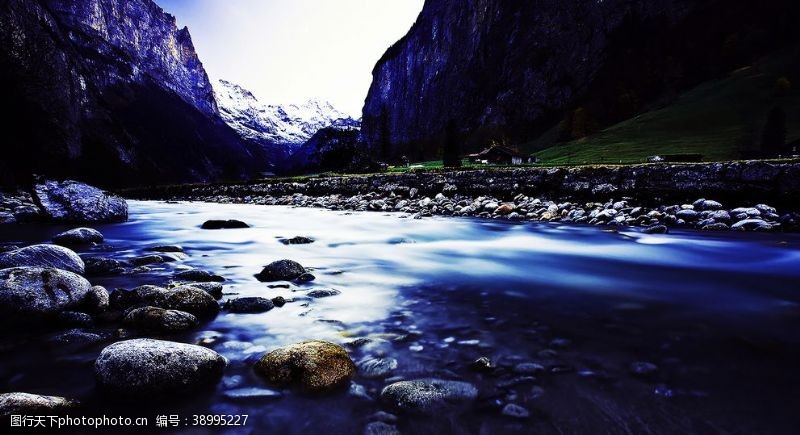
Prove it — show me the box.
[84,257,127,276]
[83,286,109,313]
[52,227,104,246]
[731,219,773,231]
[364,421,401,435]
[280,236,315,245]
[0,392,78,417]
[94,339,226,396]
[380,379,478,414]
[642,225,668,234]
[174,269,225,282]
[175,282,223,300]
[0,267,91,317]
[307,289,341,298]
[201,220,250,229]
[34,180,127,223]
[123,307,199,332]
[225,297,274,313]
[145,245,184,253]
[357,356,398,378]
[164,287,220,319]
[0,244,85,274]
[502,403,530,419]
[630,361,659,376]
[254,340,355,393]
[272,296,287,307]
[129,255,166,266]
[255,260,306,282]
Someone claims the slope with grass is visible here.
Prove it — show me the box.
[533,51,800,165]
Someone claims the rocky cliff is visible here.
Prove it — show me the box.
[0,0,265,186]
[362,0,800,161]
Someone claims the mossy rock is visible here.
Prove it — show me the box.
[254,340,355,393]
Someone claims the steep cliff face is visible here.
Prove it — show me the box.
[362,0,800,161]
[0,0,262,186]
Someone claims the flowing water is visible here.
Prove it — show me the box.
[2,201,800,434]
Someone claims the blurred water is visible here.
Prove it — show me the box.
[2,201,800,434]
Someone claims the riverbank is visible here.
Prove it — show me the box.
[124,161,800,233]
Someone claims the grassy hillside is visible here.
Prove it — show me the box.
[532,50,800,165]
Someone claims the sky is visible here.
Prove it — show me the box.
[155,0,424,117]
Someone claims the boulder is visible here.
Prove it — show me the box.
[225,297,274,313]
[145,245,184,253]
[380,379,478,414]
[34,180,127,223]
[201,220,249,229]
[174,282,223,300]
[129,255,166,266]
[307,289,342,298]
[83,257,127,276]
[280,236,315,245]
[173,269,225,282]
[254,340,355,393]
[164,287,220,319]
[94,339,226,396]
[52,227,104,246]
[255,260,306,282]
[0,244,85,274]
[123,307,199,333]
[83,286,110,313]
[0,267,91,317]
[0,392,78,417]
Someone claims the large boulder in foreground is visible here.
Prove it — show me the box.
[380,379,479,414]
[94,339,226,396]
[34,180,128,223]
[0,244,85,275]
[0,267,91,317]
[254,340,355,393]
[255,260,306,282]
[0,392,78,417]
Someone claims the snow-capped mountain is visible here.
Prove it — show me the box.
[215,79,360,152]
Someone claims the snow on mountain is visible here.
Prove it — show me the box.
[214,79,359,151]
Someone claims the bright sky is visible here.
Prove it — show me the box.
[155,0,424,117]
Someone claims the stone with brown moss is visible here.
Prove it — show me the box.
[254,340,355,393]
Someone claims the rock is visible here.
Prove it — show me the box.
[629,361,659,377]
[307,289,341,298]
[364,421,401,435]
[254,340,355,393]
[164,287,220,319]
[177,282,223,300]
[52,227,104,246]
[295,272,316,283]
[470,356,495,372]
[145,245,184,253]
[271,296,287,307]
[13,205,42,222]
[702,222,729,231]
[694,199,723,211]
[0,244,85,274]
[495,203,515,215]
[255,260,306,282]
[642,225,668,234]
[0,212,16,224]
[731,219,773,231]
[50,329,105,347]
[83,286,110,313]
[502,403,530,419]
[57,311,93,327]
[0,392,78,417]
[512,362,545,375]
[84,257,127,276]
[280,236,315,245]
[123,307,199,332]
[174,269,225,282]
[380,379,478,414]
[0,267,91,317]
[94,339,226,396]
[201,220,250,229]
[357,356,398,378]
[706,210,731,222]
[675,209,699,221]
[34,180,127,223]
[129,255,166,266]
[225,297,274,313]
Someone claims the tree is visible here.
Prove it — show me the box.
[761,106,787,157]
[442,120,461,167]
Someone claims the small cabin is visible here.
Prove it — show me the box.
[647,154,704,163]
[467,145,525,165]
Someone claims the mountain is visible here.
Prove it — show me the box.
[0,0,268,186]
[361,0,800,162]
[215,79,360,154]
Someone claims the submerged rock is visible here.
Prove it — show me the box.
[174,269,225,282]
[364,421,401,435]
[307,288,341,298]
[0,267,91,317]
[34,180,127,223]
[52,227,104,246]
[83,257,127,276]
[123,307,199,333]
[201,219,250,229]
[95,339,226,396]
[630,361,659,377]
[502,403,530,419]
[357,356,398,378]
[0,392,78,417]
[254,340,355,393]
[225,297,274,313]
[129,254,166,266]
[255,260,306,282]
[380,379,478,414]
[0,244,85,274]
[145,245,184,253]
[280,236,315,245]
